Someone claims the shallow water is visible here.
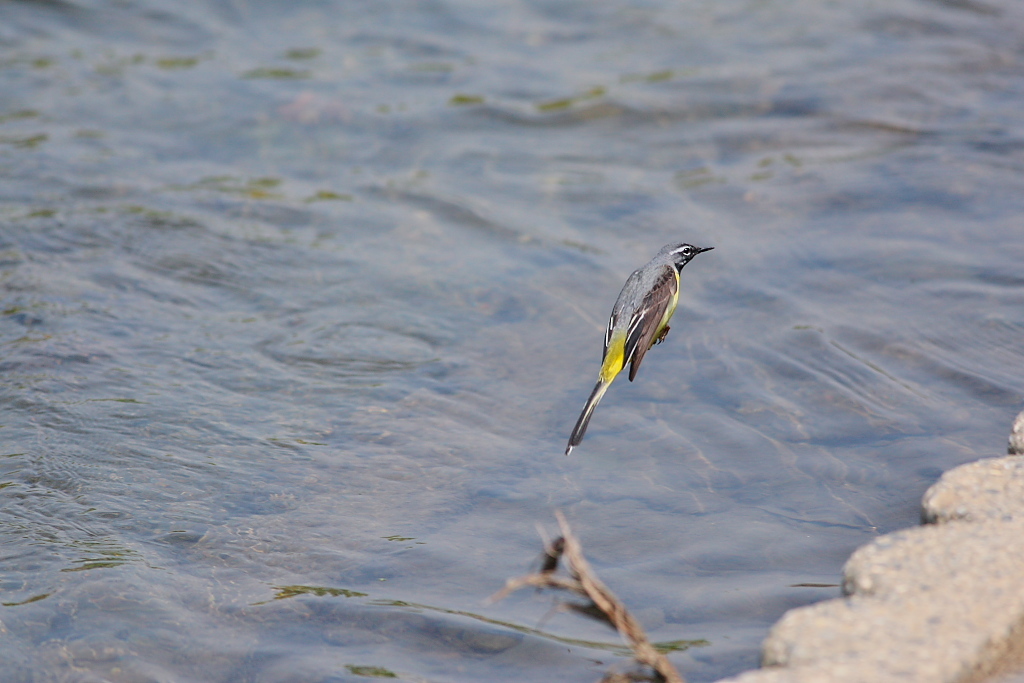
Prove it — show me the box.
[2,0,1024,681]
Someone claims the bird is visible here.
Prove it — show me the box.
[565,243,714,455]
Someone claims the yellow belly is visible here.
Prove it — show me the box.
[599,330,626,382]
[655,280,680,341]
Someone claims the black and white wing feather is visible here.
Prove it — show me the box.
[624,265,678,381]
[603,267,642,359]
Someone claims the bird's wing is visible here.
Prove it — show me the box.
[624,265,678,381]
[603,268,642,359]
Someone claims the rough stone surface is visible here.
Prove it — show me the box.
[1010,411,1024,456]
[715,409,1024,683]
[921,456,1024,524]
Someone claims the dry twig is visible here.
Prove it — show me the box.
[491,511,685,683]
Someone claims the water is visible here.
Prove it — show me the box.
[2,0,1024,681]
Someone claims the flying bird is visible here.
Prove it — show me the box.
[565,243,713,455]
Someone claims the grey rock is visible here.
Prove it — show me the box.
[921,456,1024,524]
[1010,409,1024,455]
[715,411,1024,683]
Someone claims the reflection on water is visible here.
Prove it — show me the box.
[2,0,1024,681]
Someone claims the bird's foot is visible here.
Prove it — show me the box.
[655,326,671,344]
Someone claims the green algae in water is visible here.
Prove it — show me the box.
[2,593,51,607]
[0,109,39,124]
[449,94,485,106]
[346,665,396,678]
[267,585,368,601]
[285,48,321,60]
[0,133,47,149]
[242,67,310,79]
[536,86,606,112]
[156,56,201,70]
[304,190,353,202]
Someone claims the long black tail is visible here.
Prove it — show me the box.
[565,380,611,455]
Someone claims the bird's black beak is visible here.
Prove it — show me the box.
[697,246,714,254]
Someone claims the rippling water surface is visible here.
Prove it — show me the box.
[2,1,1024,681]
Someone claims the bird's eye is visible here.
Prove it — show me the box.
[683,247,693,256]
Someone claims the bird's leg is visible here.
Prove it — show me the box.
[655,326,670,344]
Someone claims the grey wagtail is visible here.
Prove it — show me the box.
[565,243,713,455]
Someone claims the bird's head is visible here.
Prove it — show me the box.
[664,243,714,269]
